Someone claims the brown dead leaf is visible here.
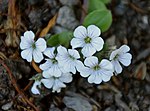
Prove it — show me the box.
[0,52,7,60]
[31,60,42,73]
[133,62,147,80]
[112,76,121,87]
[4,0,21,47]
[39,14,57,37]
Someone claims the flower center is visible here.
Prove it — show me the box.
[84,36,91,43]
[114,54,119,60]
[53,76,59,79]
[69,54,75,60]
[32,43,36,49]
[51,58,57,64]
[93,65,100,71]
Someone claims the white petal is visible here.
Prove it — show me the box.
[79,67,91,77]
[53,79,66,92]
[42,70,51,78]
[65,63,76,74]
[68,49,80,59]
[100,59,113,71]
[41,78,54,89]
[119,53,132,66]
[74,26,87,38]
[75,60,85,72]
[31,81,41,95]
[88,74,96,83]
[48,64,62,77]
[24,31,35,41]
[76,60,90,77]
[111,60,122,74]
[81,44,96,57]
[20,36,32,50]
[91,37,104,51]
[119,45,130,53]
[21,48,33,62]
[44,47,55,58]
[39,59,52,70]
[71,38,85,49]
[70,65,76,74]
[93,72,102,84]
[87,25,101,38]
[109,49,119,60]
[84,56,98,67]
[62,60,76,74]
[101,73,111,82]
[35,38,47,52]
[33,49,43,63]
[57,45,68,56]
[52,88,61,93]
[100,69,113,82]
[59,73,73,83]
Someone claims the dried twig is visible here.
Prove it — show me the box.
[0,60,39,111]
[23,81,33,91]
[80,0,88,24]
[31,60,42,73]
[128,2,147,14]
[39,14,58,37]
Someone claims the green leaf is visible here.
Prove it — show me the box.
[100,0,111,4]
[47,31,73,47]
[88,0,107,13]
[95,43,109,60]
[47,34,59,46]
[83,9,112,32]
[58,31,73,47]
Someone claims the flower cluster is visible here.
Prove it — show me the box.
[20,25,132,94]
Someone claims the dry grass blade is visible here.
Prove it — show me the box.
[39,14,58,37]
[0,52,7,60]
[133,62,147,80]
[31,60,42,73]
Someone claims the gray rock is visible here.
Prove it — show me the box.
[49,107,61,111]
[0,0,8,12]
[59,0,79,6]
[28,9,43,28]
[57,6,79,30]
[52,25,69,33]
[1,101,13,110]
[28,0,43,5]
[63,93,92,111]
[104,105,116,111]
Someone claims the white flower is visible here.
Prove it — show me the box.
[78,56,114,84]
[110,45,132,74]
[56,45,83,74]
[31,80,41,95]
[20,31,47,63]
[41,72,72,93]
[39,47,64,77]
[71,25,104,57]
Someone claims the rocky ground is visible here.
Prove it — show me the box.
[0,0,150,111]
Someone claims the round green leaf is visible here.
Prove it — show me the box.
[83,9,112,32]
[47,31,73,48]
[47,34,59,46]
[59,31,73,47]
[88,0,107,13]
[101,0,111,4]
